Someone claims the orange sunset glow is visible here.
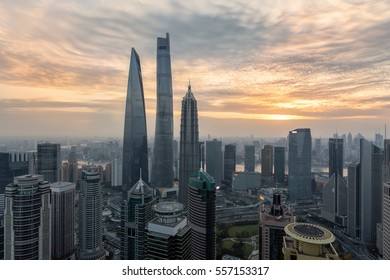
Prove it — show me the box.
[1,0,390,138]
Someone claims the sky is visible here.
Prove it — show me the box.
[1,0,390,139]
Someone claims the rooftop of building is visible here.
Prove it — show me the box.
[189,169,215,191]
[153,201,184,215]
[284,222,335,244]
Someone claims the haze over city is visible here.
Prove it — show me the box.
[1,0,389,138]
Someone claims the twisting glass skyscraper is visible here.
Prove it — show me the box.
[122,48,148,197]
[152,33,174,189]
[179,83,199,207]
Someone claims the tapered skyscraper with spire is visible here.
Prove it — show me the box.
[122,48,148,198]
[179,83,199,207]
[151,33,174,189]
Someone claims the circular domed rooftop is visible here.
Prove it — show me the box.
[153,201,184,216]
[284,223,335,244]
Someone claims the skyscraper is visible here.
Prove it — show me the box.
[120,177,157,260]
[77,167,106,260]
[383,182,390,259]
[68,146,78,184]
[179,83,199,207]
[273,147,285,184]
[347,139,383,244]
[244,145,255,172]
[51,182,75,260]
[145,201,191,260]
[288,128,312,201]
[206,139,223,186]
[259,193,295,260]
[223,143,236,189]
[329,138,344,177]
[261,144,273,179]
[152,33,174,189]
[4,175,51,260]
[37,143,61,183]
[188,170,216,260]
[322,138,347,226]
[122,48,148,197]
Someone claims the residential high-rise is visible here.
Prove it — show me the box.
[122,48,148,197]
[259,193,295,260]
[322,138,347,226]
[152,33,174,189]
[206,139,223,186]
[77,167,106,260]
[4,175,51,260]
[188,169,216,260]
[261,144,273,178]
[282,223,339,260]
[383,182,390,259]
[37,143,61,183]
[51,182,75,260]
[179,83,199,207]
[223,144,236,189]
[244,145,255,172]
[145,201,191,260]
[120,176,157,260]
[274,147,285,184]
[288,128,312,201]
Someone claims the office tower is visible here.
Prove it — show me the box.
[347,162,360,238]
[322,138,347,225]
[122,48,149,197]
[274,147,285,184]
[315,139,321,161]
[245,145,256,172]
[188,170,216,259]
[384,139,390,183]
[37,143,61,183]
[375,132,384,149]
[206,139,223,186]
[0,218,3,260]
[152,33,174,189]
[282,223,339,260]
[77,167,106,260]
[51,182,75,260]
[68,146,78,184]
[329,138,344,177]
[120,177,157,260]
[261,144,273,178]
[0,152,30,219]
[61,162,70,182]
[111,159,122,188]
[173,140,179,180]
[179,83,199,207]
[4,175,51,260]
[259,193,295,260]
[288,128,312,201]
[347,139,383,244]
[145,201,191,260]
[223,144,236,188]
[232,171,261,191]
[383,182,390,259]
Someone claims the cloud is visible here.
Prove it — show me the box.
[0,0,390,137]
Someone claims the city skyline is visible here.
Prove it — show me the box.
[1,1,390,138]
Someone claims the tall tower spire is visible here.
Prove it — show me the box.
[179,82,199,207]
[151,33,174,189]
